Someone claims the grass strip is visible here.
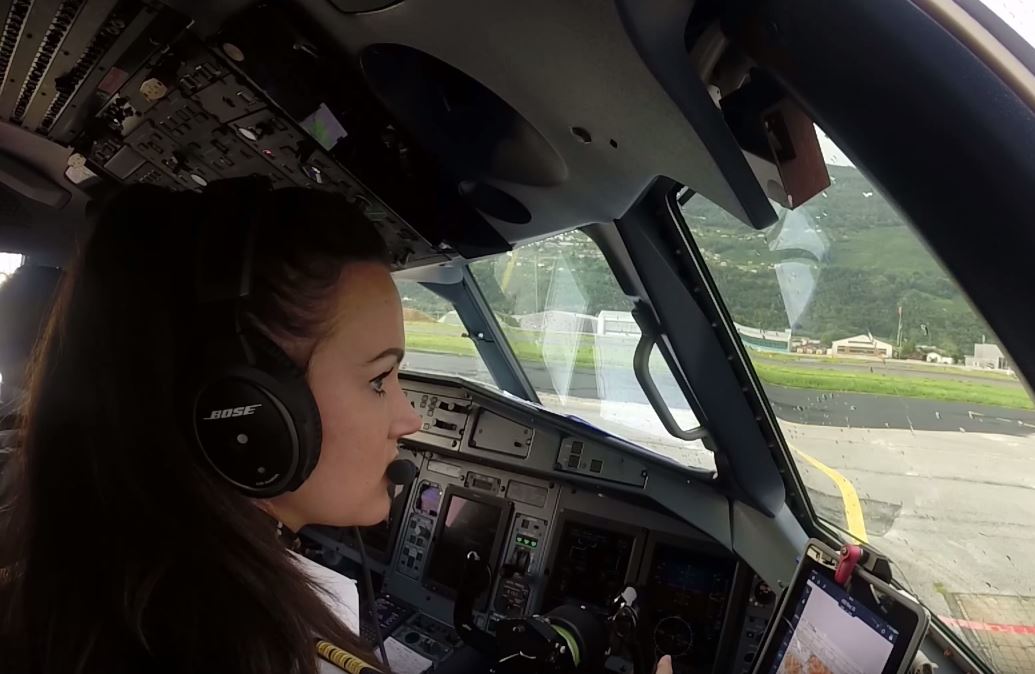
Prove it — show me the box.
[403,323,1033,410]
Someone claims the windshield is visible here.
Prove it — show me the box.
[468,230,713,471]
[679,140,1035,673]
[394,278,498,389]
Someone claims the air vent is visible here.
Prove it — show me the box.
[11,0,86,124]
[0,2,31,88]
[40,0,139,132]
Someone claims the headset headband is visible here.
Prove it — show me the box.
[187,175,323,497]
[194,176,273,359]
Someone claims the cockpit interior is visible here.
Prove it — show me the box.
[0,1,1034,673]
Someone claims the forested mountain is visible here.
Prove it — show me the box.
[400,165,991,360]
[683,165,990,358]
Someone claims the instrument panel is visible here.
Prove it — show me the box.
[641,542,736,674]
[301,373,775,673]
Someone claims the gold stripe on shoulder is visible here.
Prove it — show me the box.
[315,639,382,674]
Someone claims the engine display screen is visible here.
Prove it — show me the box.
[424,491,510,596]
[646,544,735,674]
[544,521,636,610]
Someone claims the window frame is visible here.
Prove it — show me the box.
[396,273,538,401]
[462,225,739,476]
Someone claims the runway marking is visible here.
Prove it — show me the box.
[791,445,869,543]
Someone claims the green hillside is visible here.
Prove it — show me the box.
[683,165,990,359]
[400,164,992,362]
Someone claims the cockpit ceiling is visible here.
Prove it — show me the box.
[297,0,777,235]
[0,0,775,266]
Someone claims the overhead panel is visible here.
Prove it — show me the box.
[0,0,462,268]
[46,2,188,144]
[0,0,70,121]
[19,0,119,131]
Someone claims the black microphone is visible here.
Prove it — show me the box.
[386,459,417,486]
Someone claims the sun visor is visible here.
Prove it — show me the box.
[720,72,831,210]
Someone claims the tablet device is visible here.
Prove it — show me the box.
[752,539,929,674]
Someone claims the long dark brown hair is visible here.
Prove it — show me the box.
[0,183,391,673]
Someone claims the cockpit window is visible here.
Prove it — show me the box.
[395,279,497,389]
[678,141,1035,672]
[0,251,25,389]
[470,230,713,471]
[980,0,1035,46]
[0,253,22,281]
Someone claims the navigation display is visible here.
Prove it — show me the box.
[424,490,510,596]
[647,544,735,674]
[767,569,898,674]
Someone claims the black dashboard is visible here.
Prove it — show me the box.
[300,372,779,674]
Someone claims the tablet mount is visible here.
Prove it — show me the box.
[834,545,937,674]
[835,544,894,588]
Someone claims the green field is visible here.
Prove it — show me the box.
[404,322,1033,410]
[407,322,611,368]
[748,350,1020,382]
[752,362,1032,410]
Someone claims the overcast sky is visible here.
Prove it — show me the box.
[983,0,1035,46]
[0,253,20,276]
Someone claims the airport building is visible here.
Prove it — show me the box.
[830,334,893,358]
[732,323,792,352]
[965,343,1009,370]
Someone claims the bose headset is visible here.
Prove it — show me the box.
[188,176,416,498]
[188,176,323,498]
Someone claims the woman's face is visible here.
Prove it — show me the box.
[267,261,422,529]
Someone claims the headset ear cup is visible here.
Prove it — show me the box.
[192,367,303,498]
[245,330,323,489]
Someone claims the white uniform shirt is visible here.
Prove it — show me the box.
[290,551,362,633]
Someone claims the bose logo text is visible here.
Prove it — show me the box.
[203,404,262,420]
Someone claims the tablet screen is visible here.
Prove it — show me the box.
[767,568,899,674]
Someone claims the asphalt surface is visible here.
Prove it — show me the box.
[766,387,1035,436]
